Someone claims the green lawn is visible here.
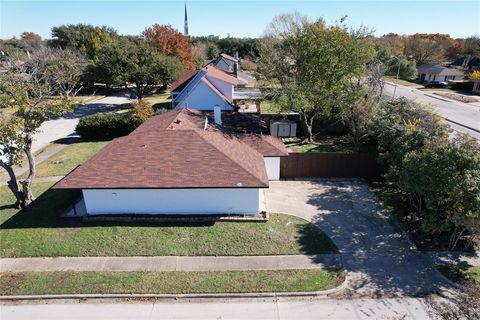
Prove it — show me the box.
[144,93,172,110]
[285,135,354,153]
[437,265,480,284]
[0,269,344,295]
[260,100,280,114]
[384,76,422,87]
[23,140,109,178]
[0,182,338,257]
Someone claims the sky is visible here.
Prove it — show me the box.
[1,0,479,40]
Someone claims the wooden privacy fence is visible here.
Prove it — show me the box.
[280,152,384,181]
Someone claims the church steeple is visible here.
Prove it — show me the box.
[184,1,189,37]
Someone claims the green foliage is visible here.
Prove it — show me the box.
[190,36,260,59]
[133,99,154,123]
[49,24,118,60]
[206,44,219,59]
[385,56,417,80]
[89,37,183,97]
[75,112,140,140]
[398,137,480,237]
[258,14,376,141]
[371,98,447,181]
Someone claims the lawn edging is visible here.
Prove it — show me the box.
[0,274,348,303]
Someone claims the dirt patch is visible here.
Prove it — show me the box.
[0,273,27,295]
[435,92,479,103]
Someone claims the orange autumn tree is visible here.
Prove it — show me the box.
[143,24,195,70]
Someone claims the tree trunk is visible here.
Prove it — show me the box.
[300,113,313,143]
[20,133,36,208]
[0,162,22,208]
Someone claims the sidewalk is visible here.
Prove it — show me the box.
[0,254,342,272]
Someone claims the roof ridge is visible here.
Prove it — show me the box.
[193,129,267,187]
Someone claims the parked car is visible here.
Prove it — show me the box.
[425,81,448,88]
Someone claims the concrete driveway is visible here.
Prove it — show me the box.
[32,95,132,152]
[264,179,453,297]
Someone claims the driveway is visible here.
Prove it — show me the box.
[32,95,132,152]
[264,179,452,297]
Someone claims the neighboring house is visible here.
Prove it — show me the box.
[417,64,465,82]
[450,57,480,72]
[213,53,239,74]
[54,108,288,216]
[171,65,237,111]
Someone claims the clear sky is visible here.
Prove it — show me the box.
[1,0,479,40]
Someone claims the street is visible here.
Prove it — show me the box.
[31,95,132,152]
[383,82,480,140]
[0,297,432,320]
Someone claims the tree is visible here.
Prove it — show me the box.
[49,24,118,60]
[0,53,81,207]
[92,37,183,97]
[207,44,219,60]
[371,98,448,182]
[398,135,480,249]
[339,61,384,151]
[258,13,376,142]
[28,47,88,97]
[385,55,417,80]
[404,33,451,65]
[143,24,195,70]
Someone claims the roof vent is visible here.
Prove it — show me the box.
[214,105,222,125]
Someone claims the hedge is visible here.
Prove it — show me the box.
[76,112,141,140]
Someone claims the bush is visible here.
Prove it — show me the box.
[76,112,140,140]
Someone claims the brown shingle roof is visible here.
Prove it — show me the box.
[54,109,269,190]
[239,134,288,157]
[170,69,197,92]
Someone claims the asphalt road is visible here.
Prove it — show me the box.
[31,96,132,152]
[0,297,432,320]
[383,82,480,140]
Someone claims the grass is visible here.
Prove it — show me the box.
[371,183,474,251]
[384,76,422,87]
[437,265,480,284]
[71,95,105,104]
[144,93,172,110]
[284,134,360,153]
[22,140,110,178]
[260,100,280,114]
[0,183,338,257]
[0,269,344,295]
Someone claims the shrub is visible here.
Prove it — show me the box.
[76,112,140,140]
[133,99,154,123]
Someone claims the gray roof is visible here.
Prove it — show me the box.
[233,87,263,100]
[417,64,464,77]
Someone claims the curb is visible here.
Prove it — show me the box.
[444,118,480,134]
[423,93,453,103]
[0,275,349,304]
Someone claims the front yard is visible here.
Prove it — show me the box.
[0,269,344,295]
[1,182,337,257]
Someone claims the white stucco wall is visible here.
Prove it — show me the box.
[264,157,281,180]
[82,188,261,215]
[176,81,233,111]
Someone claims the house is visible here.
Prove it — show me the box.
[417,64,465,82]
[171,65,237,111]
[213,53,239,74]
[53,108,288,216]
[450,57,480,72]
